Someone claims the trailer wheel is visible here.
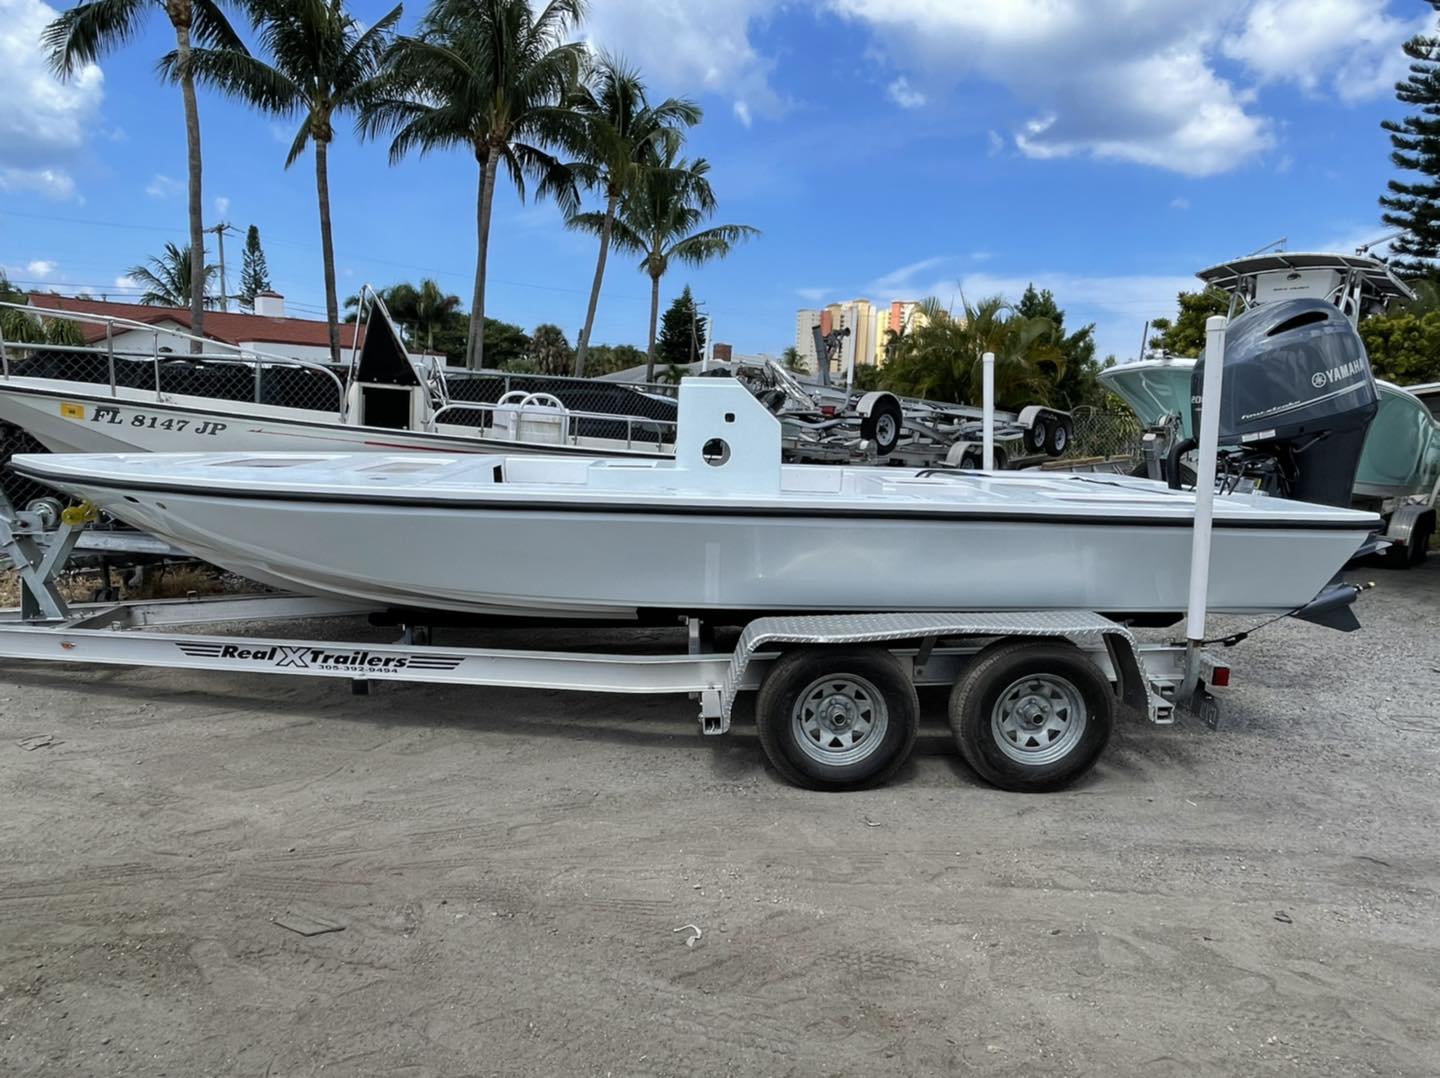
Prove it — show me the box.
[948,641,1113,792]
[1026,418,1049,453]
[756,647,919,791]
[1044,415,1072,457]
[858,393,904,456]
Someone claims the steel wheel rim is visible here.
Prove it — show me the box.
[991,673,1087,766]
[875,414,898,446]
[792,673,890,767]
[1052,425,1068,452]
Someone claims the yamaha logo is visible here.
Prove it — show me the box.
[1311,372,1327,389]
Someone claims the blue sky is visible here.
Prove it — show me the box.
[0,0,1427,361]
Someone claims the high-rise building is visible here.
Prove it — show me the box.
[793,297,927,374]
[794,308,821,371]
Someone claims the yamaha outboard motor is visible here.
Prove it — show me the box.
[1188,297,1378,507]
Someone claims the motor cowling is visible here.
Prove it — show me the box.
[1190,297,1378,507]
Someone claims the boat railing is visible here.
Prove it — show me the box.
[0,301,348,418]
[430,396,677,451]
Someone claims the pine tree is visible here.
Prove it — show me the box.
[1380,6,1440,277]
[238,225,272,311]
[656,285,706,367]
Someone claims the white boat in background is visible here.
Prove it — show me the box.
[13,380,1379,624]
[0,291,675,463]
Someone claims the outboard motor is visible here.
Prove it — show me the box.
[1187,297,1378,507]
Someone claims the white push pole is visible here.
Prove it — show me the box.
[981,351,996,470]
[1185,315,1227,653]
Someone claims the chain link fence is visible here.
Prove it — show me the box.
[1058,408,1144,466]
[1,343,347,415]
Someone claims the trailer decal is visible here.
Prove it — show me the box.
[175,641,464,673]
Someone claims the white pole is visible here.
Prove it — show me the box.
[1185,315,1227,646]
[981,351,995,470]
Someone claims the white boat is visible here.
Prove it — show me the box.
[0,294,675,463]
[12,380,1379,623]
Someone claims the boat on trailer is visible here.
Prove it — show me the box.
[14,379,1379,625]
[1102,251,1439,564]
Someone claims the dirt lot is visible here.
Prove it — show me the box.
[0,564,1437,1077]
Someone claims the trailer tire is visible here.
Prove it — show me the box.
[1044,415,1073,457]
[1026,418,1049,453]
[756,647,919,791]
[948,641,1113,792]
[858,393,904,456]
[1386,513,1433,568]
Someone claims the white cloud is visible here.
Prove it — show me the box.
[886,76,927,109]
[795,287,832,302]
[146,173,185,199]
[732,100,752,127]
[0,167,76,199]
[214,195,230,216]
[26,259,57,278]
[583,0,781,120]
[582,1,1403,173]
[986,130,1005,156]
[0,0,104,200]
[1170,197,1191,210]
[1223,0,1423,102]
[113,274,137,290]
[865,255,956,297]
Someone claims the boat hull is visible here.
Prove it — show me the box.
[21,475,1371,622]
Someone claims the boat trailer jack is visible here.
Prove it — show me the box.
[0,498,98,621]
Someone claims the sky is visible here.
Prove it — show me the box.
[0,0,1428,363]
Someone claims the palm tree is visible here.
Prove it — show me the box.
[165,0,402,366]
[883,295,1061,408]
[571,148,757,380]
[386,278,462,351]
[564,54,700,375]
[127,242,218,308]
[363,0,586,370]
[44,0,241,352]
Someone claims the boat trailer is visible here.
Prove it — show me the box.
[0,500,1229,793]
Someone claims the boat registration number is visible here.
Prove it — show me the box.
[62,402,229,436]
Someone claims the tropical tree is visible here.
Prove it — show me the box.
[881,295,1061,409]
[44,0,242,350]
[781,345,808,373]
[564,54,700,375]
[127,242,218,309]
[528,322,573,374]
[167,0,402,364]
[363,0,586,369]
[237,224,272,310]
[0,274,86,346]
[384,278,463,351]
[573,147,757,380]
[1016,284,1107,408]
[1148,288,1230,356]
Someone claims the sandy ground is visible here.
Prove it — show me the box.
[0,563,1437,1078]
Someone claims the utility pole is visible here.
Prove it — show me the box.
[206,222,239,311]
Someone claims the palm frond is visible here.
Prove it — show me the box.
[159,45,302,114]
[42,0,147,76]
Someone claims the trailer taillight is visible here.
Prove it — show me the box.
[1210,664,1230,688]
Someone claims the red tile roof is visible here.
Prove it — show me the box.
[27,293,363,349]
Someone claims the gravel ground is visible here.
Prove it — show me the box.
[0,563,1436,1077]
